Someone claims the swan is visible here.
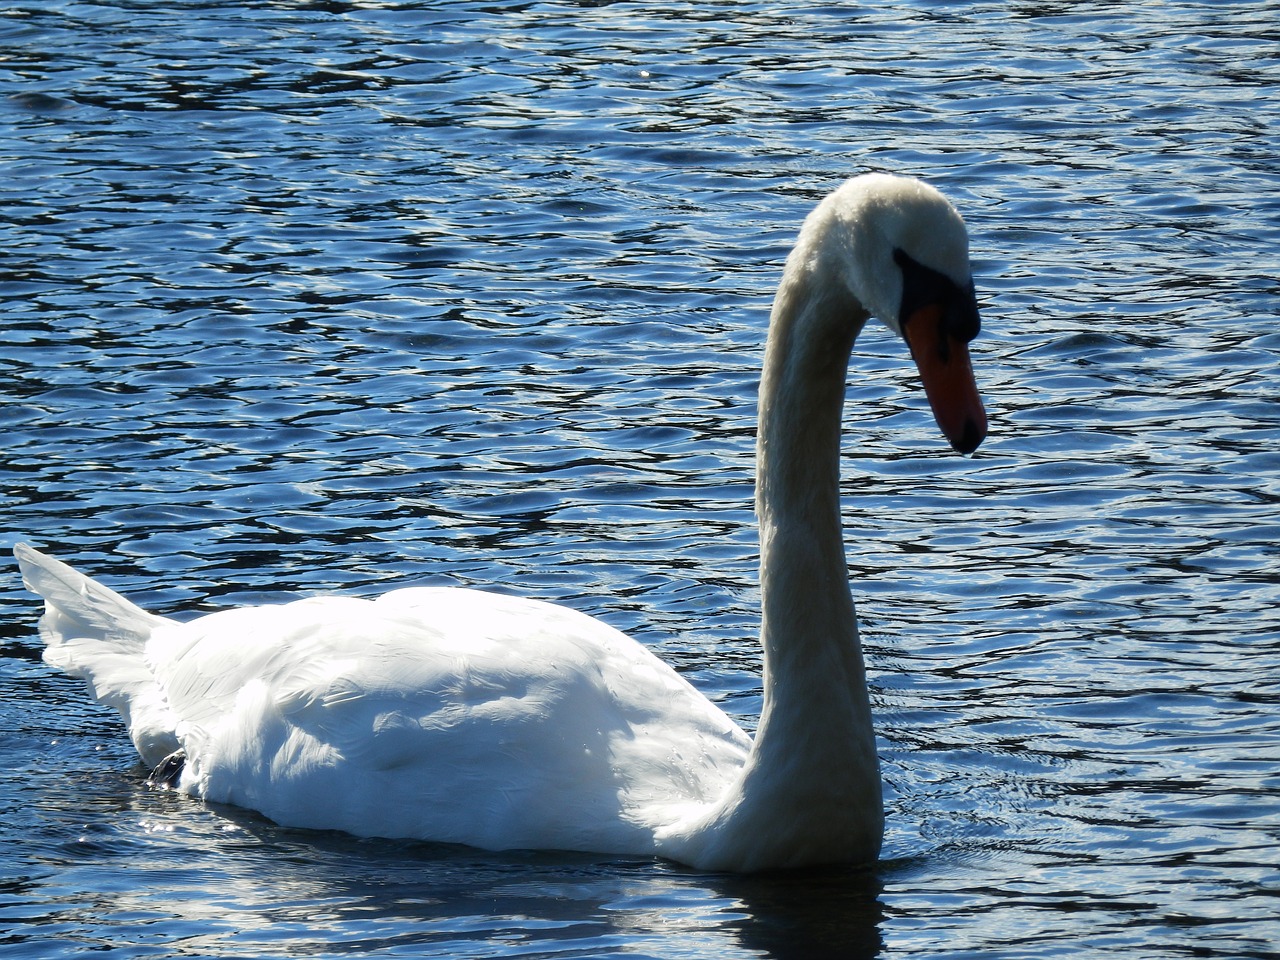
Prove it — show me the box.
[14,173,987,873]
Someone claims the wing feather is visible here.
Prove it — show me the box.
[142,587,747,853]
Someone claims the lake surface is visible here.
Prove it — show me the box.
[2,1,1278,957]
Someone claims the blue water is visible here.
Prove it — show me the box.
[3,1,1279,957]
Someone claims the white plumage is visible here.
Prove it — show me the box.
[16,173,988,871]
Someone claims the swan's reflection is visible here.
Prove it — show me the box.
[33,781,884,958]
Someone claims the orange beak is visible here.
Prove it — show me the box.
[901,304,988,455]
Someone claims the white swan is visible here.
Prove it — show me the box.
[15,173,986,873]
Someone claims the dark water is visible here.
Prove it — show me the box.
[3,1,1279,957]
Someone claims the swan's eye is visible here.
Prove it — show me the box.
[893,249,980,344]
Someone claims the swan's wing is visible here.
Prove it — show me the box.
[147,588,749,853]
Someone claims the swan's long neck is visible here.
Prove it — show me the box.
[748,216,884,858]
[755,251,874,777]
[661,202,885,871]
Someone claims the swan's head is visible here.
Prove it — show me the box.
[821,174,988,454]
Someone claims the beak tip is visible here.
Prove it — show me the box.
[903,316,988,458]
[949,416,987,456]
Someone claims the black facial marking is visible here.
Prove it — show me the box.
[894,249,981,345]
[147,749,186,789]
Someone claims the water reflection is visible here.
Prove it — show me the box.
[22,771,884,959]
[717,870,885,960]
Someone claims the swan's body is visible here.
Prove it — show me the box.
[15,173,987,872]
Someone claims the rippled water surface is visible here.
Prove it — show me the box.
[3,1,1279,957]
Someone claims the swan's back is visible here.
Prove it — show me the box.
[17,544,749,855]
[161,588,749,852]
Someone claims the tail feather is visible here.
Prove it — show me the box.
[15,543,181,765]
[15,543,168,649]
